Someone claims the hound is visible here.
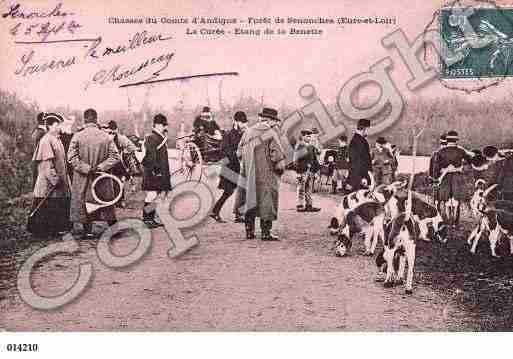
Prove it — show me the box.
[468,183,513,257]
[328,173,406,256]
[375,213,418,294]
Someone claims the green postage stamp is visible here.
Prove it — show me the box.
[440,6,513,79]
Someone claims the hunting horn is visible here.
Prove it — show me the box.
[86,172,124,213]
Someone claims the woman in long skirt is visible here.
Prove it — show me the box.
[27,113,72,238]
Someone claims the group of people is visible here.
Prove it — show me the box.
[27,109,171,238]
[209,107,286,241]
[292,119,399,213]
[429,130,513,211]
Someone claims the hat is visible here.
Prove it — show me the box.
[103,120,118,131]
[301,129,313,136]
[483,145,498,159]
[446,130,459,142]
[258,107,280,121]
[376,136,387,145]
[357,119,371,128]
[44,113,63,126]
[200,106,211,117]
[233,111,248,123]
[153,114,168,126]
[338,135,348,142]
[440,134,447,144]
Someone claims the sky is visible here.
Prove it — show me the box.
[1,0,513,115]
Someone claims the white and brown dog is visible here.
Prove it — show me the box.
[328,174,406,256]
[375,212,419,294]
[468,182,513,257]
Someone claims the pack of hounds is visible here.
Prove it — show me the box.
[325,131,513,295]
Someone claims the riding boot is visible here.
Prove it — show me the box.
[332,181,337,195]
[245,216,255,240]
[261,220,279,241]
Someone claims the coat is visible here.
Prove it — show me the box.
[111,133,139,178]
[30,126,47,188]
[68,123,121,223]
[293,141,316,174]
[347,133,372,190]
[218,128,243,192]
[498,156,513,200]
[141,130,172,191]
[237,122,286,221]
[32,132,71,199]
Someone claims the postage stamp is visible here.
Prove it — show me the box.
[440,6,513,79]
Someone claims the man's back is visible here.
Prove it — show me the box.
[71,125,112,166]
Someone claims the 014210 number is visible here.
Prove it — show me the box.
[6,343,39,352]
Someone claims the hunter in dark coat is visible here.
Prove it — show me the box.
[210,111,248,223]
[141,114,171,228]
[141,130,171,191]
[347,119,372,191]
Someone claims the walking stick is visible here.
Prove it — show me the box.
[29,185,57,218]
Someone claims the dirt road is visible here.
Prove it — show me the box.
[0,179,473,331]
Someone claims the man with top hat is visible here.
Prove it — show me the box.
[210,111,249,223]
[68,108,121,238]
[141,114,172,228]
[237,107,286,240]
[347,118,372,192]
[371,136,395,186]
[294,128,321,212]
[433,130,475,225]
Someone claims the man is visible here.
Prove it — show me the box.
[347,119,372,192]
[68,109,121,238]
[294,129,321,212]
[332,135,350,194]
[193,106,222,140]
[371,136,395,186]
[141,114,172,228]
[59,115,75,182]
[237,107,286,240]
[309,127,322,193]
[102,120,139,208]
[434,130,475,225]
[210,111,248,223]
[498,149,513,201]
[30,112,47,188]
[428,134,447,205]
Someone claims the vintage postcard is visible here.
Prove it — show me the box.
[2,0,513,347]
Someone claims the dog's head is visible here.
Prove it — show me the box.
[472,182,497,215]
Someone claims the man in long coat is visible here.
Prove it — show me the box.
[141,114,171,228]
[237,107,286,240]
[347,119,372,192]
[68,108,121,238]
